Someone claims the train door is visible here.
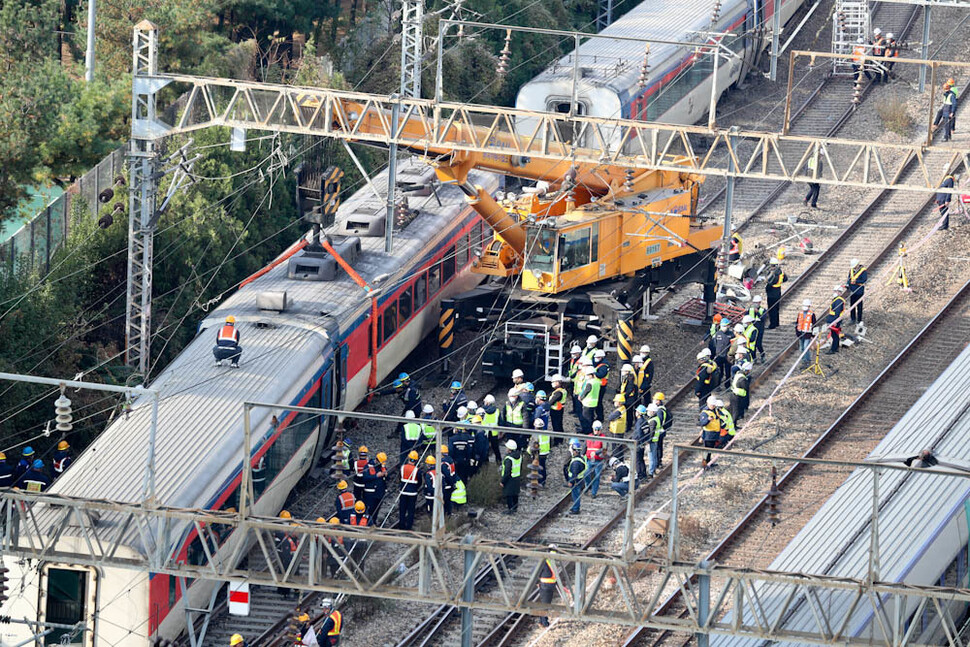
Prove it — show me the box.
[37,564,99,646]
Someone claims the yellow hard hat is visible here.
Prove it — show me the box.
[298,612,310,622]
[377,452,387,463]
[57,440,69,451]
[230,634,244,646]
[0,452,6,461]
[613,394,625,403]
[425,455,436,465]
[441,445,449,454]
[337,480,348,490]
[354,501,365,512]
[358,445,369,454]
[471,415,483,424]
[408,450,419,461]
[776,246,786,261]
[947,77,955,85]
[654,392,665,401]
[329,517,341,525]
[226,315,236,324]
[279,510,292,519]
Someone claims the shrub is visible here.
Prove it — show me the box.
[466,468,503,507]
[877,94,913,136]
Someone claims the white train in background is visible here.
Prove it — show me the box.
[516,0,805,147]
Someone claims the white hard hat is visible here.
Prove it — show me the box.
[320,598,334,608]
[592,420,603,430]
[571,345,582,354]
[508,388,518,398]
[405,410,416,419]
[697,348,711,359]
[534,418,546,428]
[584,365,596,374]
[833,285,843,293]
[512,369,525,379]
[632,354,644,363]
[802,299,811,308]
[586,335,598,345]
[457,406,468,418]
[476,407,486,416]
[552,374,564,382]
[714,399,724,407]
[857,37,865,43]
[484,394,495,405]
[850,258,860,267]
[734,323,745,333]
[640,344,651,354]
[742,315,753,324]
[580,357,593,366]
[873,27,882,35]
[647,403,659,413]
[736,346,749,355]
[621,364,633,373]
[753,295,762,303]
[707,395,718,406]
[742,362,753,371]
[769,257,780,265]
[423,404,434,414]
[593,349,606,359]
[467,400,478,411]
[887,32,894,39]
[505,439,517,450]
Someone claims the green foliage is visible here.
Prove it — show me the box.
[466,467,502,506]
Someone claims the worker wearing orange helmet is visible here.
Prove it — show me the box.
[361,452,387,519]
[213,314,242,368]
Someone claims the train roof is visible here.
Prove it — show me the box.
[521,0,742,96]
[713,343,970,646]
[49,159,497,523]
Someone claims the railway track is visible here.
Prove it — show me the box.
[622,274,970,647]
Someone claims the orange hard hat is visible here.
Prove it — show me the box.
[358,445,369,454]
[316,517,327,523]
[354,501,365,512]
[337,480,348,490]
[57,440,69,451]
[280,510,292,519]
[947,77,955,85]
[377,452,387,463]
[425,455,436,465]
[441,445,449,454]
[713,313,722,323]
[329,517,340,524]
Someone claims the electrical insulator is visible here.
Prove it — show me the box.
[332,425,349,482]
[766,464,781,526]
[623,169,635,193]
[55,392,73,433]
[496,29,512,81]
[637,45,651,89]
[527,439,541,498]
[0,563,9,607]
[711,0,722,22]
[396,197,410,225]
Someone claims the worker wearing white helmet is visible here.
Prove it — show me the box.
[765,254,786,329]
[714,398,735,448]
[590,348,609,422]
[639,344,651,356]
[578,364,601,434]
[501,438,522,515]
[827,285,848,354]
[730,352,752,422]
[616,362,638,433]
[847,258,868,325]
[741,313,758,357]
[318,599,342,643]
[631,349,652,405]
[547,374,569,439]
[582,334,599,363]
[796,296,816,367]
[479,395,501,463]
[695,347,717,406]
[746,294,767,363]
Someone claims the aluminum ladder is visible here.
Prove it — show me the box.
[831,0,870,75]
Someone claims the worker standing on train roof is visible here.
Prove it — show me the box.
[399,451,420,530]
[728,224,742,262]
[548,375,568,440]
[501,439,522,515]
[934,80,958,142]
[694,348,717,407]
[582,334,599,363]
[937,173,958,231]
[804,146,822,209]
[334,480,355,525]
[847,259,868,326]
[532,418,550,486]
[579,365,600,434]
[827,287,847,354]
[401,410,422,464]
[731,362,751,423]
[711,318,733,389]
[618,365,637,433]
[565,440,587,515]
[700,398,722,469]
[748,296,767,363]
[21,459,51,492]
[765,257,786,329]
[537,545,561,627]
[0,452,13,488]
[52,440,73,475]
[318,598,342,646]
[213,315,242,368]
[442,381,468,422]
[274,511,298,598]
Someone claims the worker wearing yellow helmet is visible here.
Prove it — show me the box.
[275,511,298,599]
[400,449,421,530]
[230,634,246,646]
[53,440,73,474]
[335,480,355,524]
[0,450,12,488]
[214,314,242,368]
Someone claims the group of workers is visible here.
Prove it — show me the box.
[228,597,342,646]
[0,441,73,492]
[851,27,899,85]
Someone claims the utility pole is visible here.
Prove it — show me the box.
[85,0,96,82]
[384,0,424,253]
[596,0,614,30]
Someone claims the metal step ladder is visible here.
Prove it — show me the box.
[832,0,870,75]
[502,313,565,380]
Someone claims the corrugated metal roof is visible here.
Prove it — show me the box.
[713,343,970,646]
[49,160,498,524]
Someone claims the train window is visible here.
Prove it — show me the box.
[383,303,398,344]
[43,568,87,645]
[429,264,441,295]
[415,274,427,309]
[525,227,557,273]
[257,411,320,499]
[590,223,599,263]
[457,233,469,267]
[441,246,456,283]
[399,287,413,321]
[558,227,592,272]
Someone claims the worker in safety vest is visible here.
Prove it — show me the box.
[352,446,369,501]
[213,315,242,368]
[318,598,342,646]
[609,457,632,498]
[537,546,563,627]
[606,393,628,457]
[274,511,298,598]
[634,345,653,405]
[747,296,767,363]
[500,388,527,448]
[13,446,34,487]
[699,398,722,468]
[0,452,13,488]
[731,362,752,423]
[401,410,423,464]
[420,404,437,450]
[334,480,356,525]
[946,77,959,130]
[578,365,600,434]
[349,500,369,528]
[564,441,587,514]
[582,334,599,363]
[653,392,672,468]
[501,439,522,514]
[52,440,73,475]
[715,400,736,448]
[439,446,456,516]
[694,348,717,407]
[795,299,816,367]
[442,381,468,423]
[399,451,420,530]
[847,259,868,325]
[934,81,958,142]
[711,318,733,388]
[548,375,568,439]
[728,225,742,262]
[362,453,387,518]
[765,257,786,329]
[572,357,590,426]
[826,287,847,354]
[422,455,438,514]
[479,395,501,464]
[936,173,958,231]
[20,459,51,492]
[851,37,870,81]
[565,346,583,415]
[531,418,551,486]
[618,365,637,433]
[742,315,759,358]
[870,27,886,83]
[585,421,607,497]
[883,32,899,81]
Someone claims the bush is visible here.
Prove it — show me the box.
[466,468,503,507]
[677,513,710,548]
[877,94,913,136]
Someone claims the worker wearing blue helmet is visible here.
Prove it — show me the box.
[442,381,468,423]
[377,371,422,439]
[533,390,550,430]
[21,459,51,492]
[13,446,34,486]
